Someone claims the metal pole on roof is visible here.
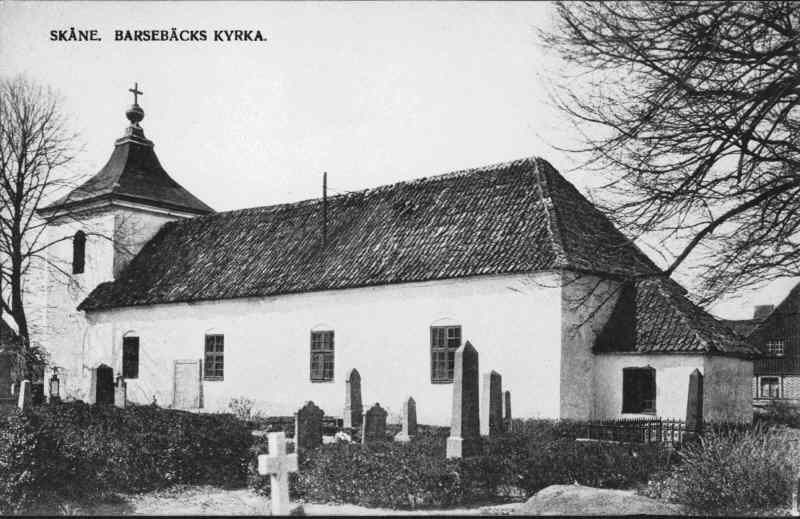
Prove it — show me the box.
[322,172,328,247]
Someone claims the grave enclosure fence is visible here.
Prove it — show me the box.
[579,417,695,446]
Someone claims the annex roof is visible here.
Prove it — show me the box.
[79,157,661,311]
[595,277,759,357]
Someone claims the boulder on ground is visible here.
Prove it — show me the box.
[513,484,684,516]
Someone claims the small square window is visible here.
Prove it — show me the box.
[760,377,780,399]
[766,340,785,357]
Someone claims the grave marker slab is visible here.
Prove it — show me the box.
[257,431,298,516]
[503,390,512,433]
[17,379,30,410]
[686,369,703,434]
[394,396,417,442]
[480,370,502,436]
[446,341,480,458]
[114,374,127,408]
[295,401,324,451]
[362,403,388,444]
[343,368,363,430]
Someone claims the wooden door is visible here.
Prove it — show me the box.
[96,364,115,405]
[173,359,202,409]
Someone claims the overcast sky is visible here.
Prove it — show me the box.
[1,1,796,318]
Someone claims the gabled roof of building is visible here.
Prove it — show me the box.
[595,278,759,357]
[39,102,213,216]
[748,281,800,348]
[79,157,662,311]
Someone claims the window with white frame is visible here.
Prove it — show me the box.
[204,334,224,380]
[760,377,780,399]
[766,340,785,357]
[431,325,461,383]
[310,331,334,382]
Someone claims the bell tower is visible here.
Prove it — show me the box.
[32,84,213,400]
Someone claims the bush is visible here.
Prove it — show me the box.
[645,423,800,514]
[756,400,800,429]
[0,402,252,513]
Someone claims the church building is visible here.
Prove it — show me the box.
[30,90,757,425]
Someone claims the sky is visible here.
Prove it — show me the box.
[1,1,796,318]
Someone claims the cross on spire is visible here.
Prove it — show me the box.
[128,82,143,105]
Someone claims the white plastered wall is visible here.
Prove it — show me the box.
[593,353,753,423]
[84,272,565,425]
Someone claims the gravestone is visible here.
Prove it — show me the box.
[343,368,363,430]
[17,379,31,410]
[686,369,703,434]
[362,402,388,444]
[0,352,13,402]
[394,396,417,442]
[446,341,480,458]
[295,401,324,451]
[480,370,502,436]
[503,390,512,433]
[257,431,299,516]
[114,374,127,409]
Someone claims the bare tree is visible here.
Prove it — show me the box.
[0,76,78,363]
[542,1,800,304]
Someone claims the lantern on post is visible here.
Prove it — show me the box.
[49,368,61,404]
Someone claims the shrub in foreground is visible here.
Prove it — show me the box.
[645,424,800,514]
[0,402,252,513]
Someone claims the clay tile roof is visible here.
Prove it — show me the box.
[595,277,759,357]
[79,156,661,311]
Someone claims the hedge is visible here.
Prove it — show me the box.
[249,421,672,510]
[0,402,252,514]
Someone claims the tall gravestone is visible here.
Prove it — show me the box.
[362,403,388,444]
[114,374,127,409]
[17,379,31,410]
[503,390,512,433]
[686,369,703,435]
[295,401,324,451]
[480,370,502,436]
[394,396,417,442]
[343,368,363,430]
[446,341,480,458]
[87,367,98,405]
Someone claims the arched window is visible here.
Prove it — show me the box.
[72,231,86,274]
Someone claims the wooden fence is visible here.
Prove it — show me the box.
[580,417,696,445]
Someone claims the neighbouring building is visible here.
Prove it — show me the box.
[27,91,758,424]
[725,284,800,404]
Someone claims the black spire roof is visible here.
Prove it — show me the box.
[39,87,213,216]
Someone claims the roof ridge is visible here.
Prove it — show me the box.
[531,159,569,267]
[185,155,545,222]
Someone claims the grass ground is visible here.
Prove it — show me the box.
[32,485,522,516]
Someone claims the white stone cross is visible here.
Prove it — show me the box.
[258,431,298,516]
